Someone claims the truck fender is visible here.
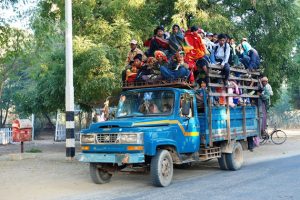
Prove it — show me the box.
[220,140,236,154]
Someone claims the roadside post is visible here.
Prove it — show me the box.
[65,0,75,159]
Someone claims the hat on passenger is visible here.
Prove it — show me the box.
[134,54,143,61]
[242,37,248,41]
[206,32,213,37]
[130,39,138,45]
[154,51,168,62]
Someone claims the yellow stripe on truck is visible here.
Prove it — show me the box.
[133,120,199,137]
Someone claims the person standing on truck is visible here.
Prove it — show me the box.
[214,33,231,86]
[258,76,273,137]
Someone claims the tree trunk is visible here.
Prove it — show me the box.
[2,103,9,127]
[86,112,92,128]
[43,113,55,130]
[0,109,2,128]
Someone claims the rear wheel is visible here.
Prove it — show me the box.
[271,130,287,145]
[225,142,243,171]
[90,163,112,184]
[218,153,228,170]
[151,150,173,187]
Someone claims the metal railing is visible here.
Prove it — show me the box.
[0,128,13,144]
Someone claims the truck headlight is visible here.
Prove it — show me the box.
[117,133,143,144]
[80,134,95,144]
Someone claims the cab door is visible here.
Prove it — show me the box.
[178,93,200,153]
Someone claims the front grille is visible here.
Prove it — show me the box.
[96,134,118,144]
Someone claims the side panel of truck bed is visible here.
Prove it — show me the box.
[198,106,259,145]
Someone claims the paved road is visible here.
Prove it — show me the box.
[2,135,300,200]
[66,155,300,200]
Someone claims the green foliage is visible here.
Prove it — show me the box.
[287,40,300,109]
[0,26,31,125]
[2,0,300,115]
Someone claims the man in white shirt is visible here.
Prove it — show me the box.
[214,34,231,86]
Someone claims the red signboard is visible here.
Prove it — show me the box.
[12,119,32,142]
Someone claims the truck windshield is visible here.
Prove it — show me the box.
[116,90,175,118]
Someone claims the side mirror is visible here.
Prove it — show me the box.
[181,93,192,117]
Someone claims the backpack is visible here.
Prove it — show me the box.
[214,43,233,65]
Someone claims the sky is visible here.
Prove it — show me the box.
[1,0,39,30]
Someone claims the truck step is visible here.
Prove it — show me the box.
[199,147,221,161]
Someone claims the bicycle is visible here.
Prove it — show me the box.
[260,124,287,145]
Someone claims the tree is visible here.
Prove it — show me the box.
[12,0,300,116]
[0,26,30,127]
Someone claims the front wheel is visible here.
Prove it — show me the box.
[151,150,173,187]
[271,130,287,145]
[90,163,112,184]
[225,142,243,171]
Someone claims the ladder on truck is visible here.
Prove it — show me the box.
[199,64,261,161]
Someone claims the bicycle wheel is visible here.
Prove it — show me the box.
[271,130,287,145]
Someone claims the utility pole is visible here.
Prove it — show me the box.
[65,0,75,159]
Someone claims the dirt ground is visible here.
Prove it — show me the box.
[0,129,299,200]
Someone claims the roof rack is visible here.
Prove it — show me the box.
[122,79,193,90]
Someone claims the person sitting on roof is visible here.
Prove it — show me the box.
[239,41,260,71]
[125,39,147,66]
[146,25,169,57]
[214,33,231,86]
[184,26,208,84]
[122,40,147,82]
[229,38,241,68]
[135,57,161,82]
[168,24,185,58]
[160,51,190,81]
[125,54,144,83]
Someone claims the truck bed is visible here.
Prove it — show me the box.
[198,106,258,146]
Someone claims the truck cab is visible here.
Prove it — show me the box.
[79,87,203,185]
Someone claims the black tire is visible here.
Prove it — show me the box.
[174,163,192,169]
[271,130,287,145]
[90,163,112,184]
[225,142,243,171]
[218,153,228,170]
[151,149,173,187]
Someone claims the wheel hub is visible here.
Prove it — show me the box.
[161,158,170,177]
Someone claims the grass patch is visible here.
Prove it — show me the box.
[25,148,42,153]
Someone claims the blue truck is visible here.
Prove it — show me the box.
[78,67,261,187]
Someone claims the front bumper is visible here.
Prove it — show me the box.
[77,153,145,165]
